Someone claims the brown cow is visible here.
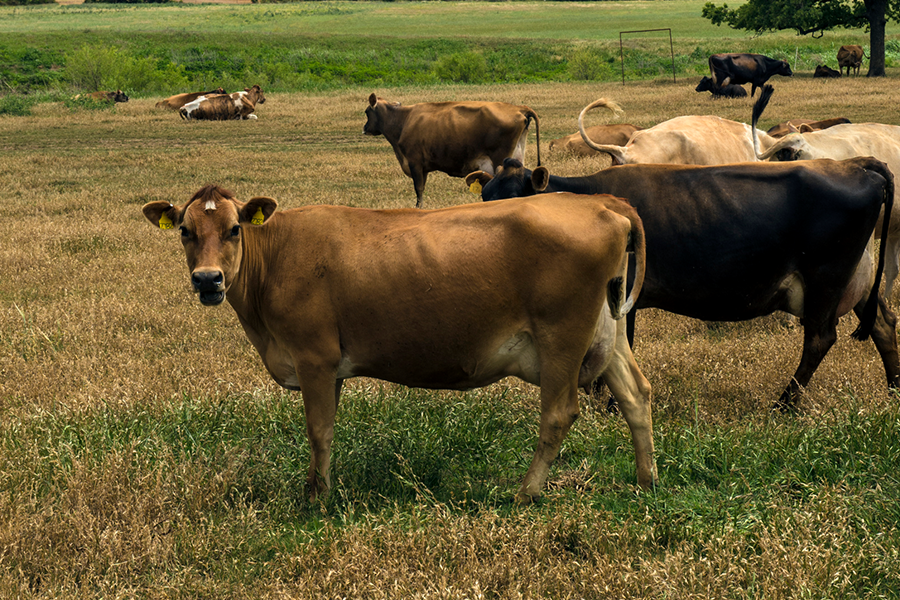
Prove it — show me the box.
[695,76,748,98]
[179,85,266,121]
[709,53,793,97]
[766,117,851,138]
[363,93,541,208]
[75,90,129,103]
[155,88,227,111]
[838,45,865,76]
[142,185,655,504]
[548,124,642,157]
[814,65,841,78]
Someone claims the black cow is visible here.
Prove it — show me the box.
[814,65,842,78]
[466,157,899,410]
[709,53,793,97]
[695,76,748,98]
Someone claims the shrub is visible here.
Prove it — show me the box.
[0,0,52,5]
[432,52,488,83]
[0,94,35,116]
[568,48,605,81]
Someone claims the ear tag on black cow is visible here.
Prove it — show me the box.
[469,181,482,195]
[158,213,174,230]
[251,207,265,225]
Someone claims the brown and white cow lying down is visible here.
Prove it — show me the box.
[179,85,266,121]
[765,117,851,138]
[467,157,898,411]
[548,124,642,157]
[363,93,541,208]
[142,186,655,504]
[155,88,227,111]
[577,98,776,166]
[752,84,900,298]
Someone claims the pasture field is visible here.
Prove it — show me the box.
[2,75,900,598]
[2,3,900,598]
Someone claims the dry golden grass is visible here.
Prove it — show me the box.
[2,75,900,598]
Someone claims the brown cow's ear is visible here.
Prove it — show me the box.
[142,201,183,230]
[240,196,278,226]
[788,123,801,133]
[532,167,550,192]
[798,123,815,133]
[368,93,377,107]
[465,171,493,193]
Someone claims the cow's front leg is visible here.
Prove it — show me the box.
[410,167,428,208]
[299,369,341,499]
[516,372,580,505]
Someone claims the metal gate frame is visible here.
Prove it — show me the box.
[619,28,676,85]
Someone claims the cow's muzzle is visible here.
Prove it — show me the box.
[191,270,225,306]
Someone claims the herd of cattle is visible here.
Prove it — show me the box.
[143,50,898,504]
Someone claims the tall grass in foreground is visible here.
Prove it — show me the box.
[2,78,900,596]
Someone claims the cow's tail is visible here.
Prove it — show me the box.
[523,108,541,167]
[607,198,646,321]
[578,99,629,165]
[750,84,775,159]
[852,157,894,341]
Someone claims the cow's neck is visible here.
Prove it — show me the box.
[544,174,602,195]
[379,104,412,146]
[225,222,277,329]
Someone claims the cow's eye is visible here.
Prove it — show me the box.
[230,225,241,237]
[180,226,192,239]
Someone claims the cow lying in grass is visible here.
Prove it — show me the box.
[156,88,227,111]
[179,85,266,121]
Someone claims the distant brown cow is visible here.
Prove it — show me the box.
[156,88,227,111]
[548,124,642,157]
[364,93,541,208]
[766,117,851,139]
[75,90,129,103]
[709,53,793,97]
[837,45,864,76]
[814,65,841,78]
[695,76,748,98]
[179,85,266,121]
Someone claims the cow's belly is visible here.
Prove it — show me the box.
[335,330,542,390]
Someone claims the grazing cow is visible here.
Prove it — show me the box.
[466,157,899,410]
[575,98,776,166]
[76,90,129,103]
[142,185,655,503]
[752,84,900,297]
[709,53,793,97]
[547,124,642,157]
[766,117,851,138]
[155,88,227,111]
[179,85,266,121]
[837,45,865,76]
[814,65,842,78]
[695,76,748,98]
[363,93,541,208]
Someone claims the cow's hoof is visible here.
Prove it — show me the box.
[513,491,542,506]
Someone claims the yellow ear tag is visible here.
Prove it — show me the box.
[158,213,174,230]
[469,180,482,195]
[251,207,265,225]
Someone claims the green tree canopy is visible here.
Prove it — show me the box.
[702,0,899,76]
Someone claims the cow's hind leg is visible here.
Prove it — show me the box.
[517,369,581,505]
[602,320,656,489]
[854,293,900,390]
[774,317,838,412]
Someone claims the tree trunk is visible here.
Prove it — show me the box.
[866,0,887,76]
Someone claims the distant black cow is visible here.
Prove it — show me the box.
[709,53,793,97]
[695,76,748,98]
[814,65,841,78]
[466,157,898,411]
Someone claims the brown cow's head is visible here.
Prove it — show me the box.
[244,85,266,105]
[142,185,276,306]
[363,92,402,136]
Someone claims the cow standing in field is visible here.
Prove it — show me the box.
[466,157,899,411]
[548,124,642,157]
[752,84,900,298]
[180,85,266,121]
[575,98,776,166]
[709,53,793,97]
[838,45,865,76]
[766,117,851,138]
[695,76,748,98]
[363,93,541,208]
[156,88,227,111]
[142,185,655,504]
